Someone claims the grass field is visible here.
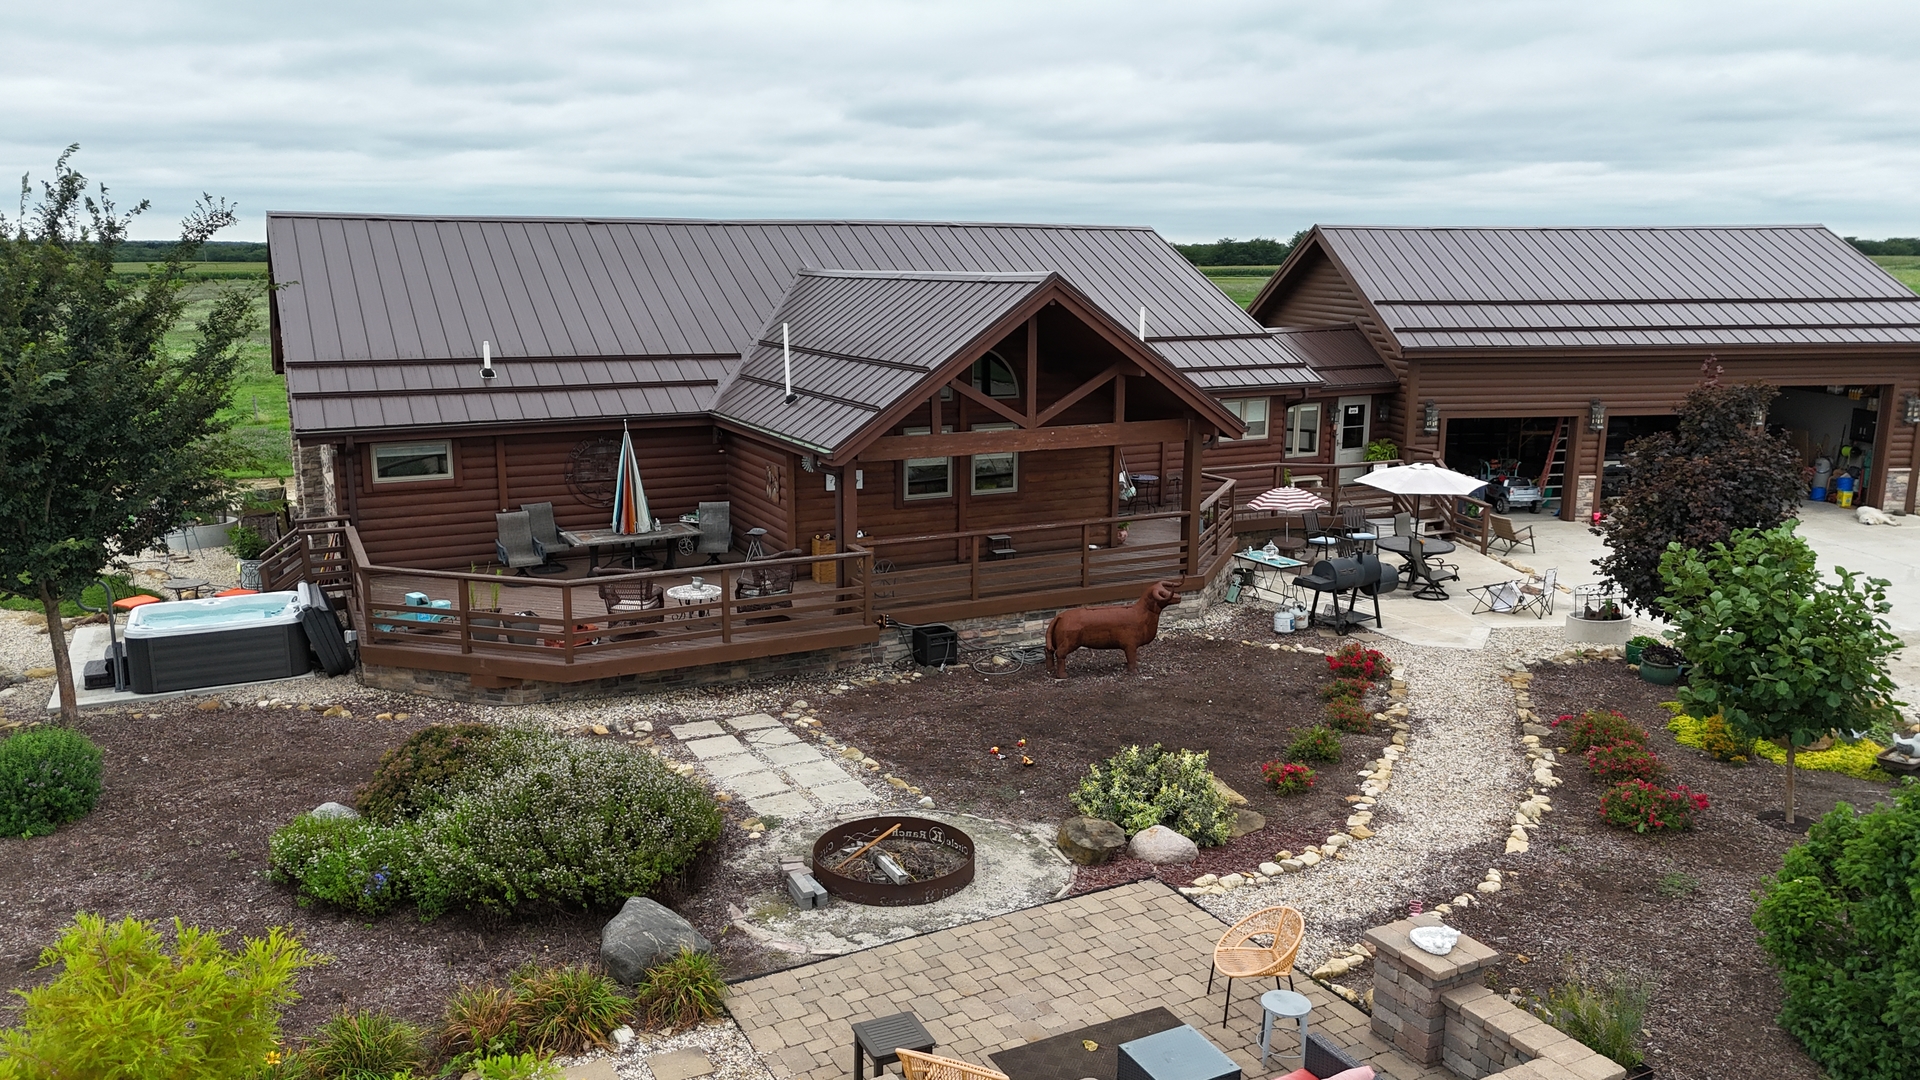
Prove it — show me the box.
[159,278,287,479]
[1872,255,1920,294]
[113,260,269,280]
[1197,264,1279,308]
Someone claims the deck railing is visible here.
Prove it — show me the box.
[259,515,356,603]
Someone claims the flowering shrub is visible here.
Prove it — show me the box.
[355,722,501,822]
[1662,707,1755,764]
[1600,779,1709,833]
[1318,677,1374,702]
[267,814,413,916]
[1325,697,1371,734]
[1285,725,1343,764]
[1327,643,1392,680]
[1585,742,1665,784]
[1259,761,1316,796]
[0,726,103,838]
[1071,744,1233,845]
[1563,709,1648,753]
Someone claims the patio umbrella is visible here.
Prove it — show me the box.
[1352,461,1486,521]
[611,422,653,535]
[1246,485,1331,513]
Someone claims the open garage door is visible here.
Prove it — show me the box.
[1770,384,1885,504]
[1442,416,1568,514]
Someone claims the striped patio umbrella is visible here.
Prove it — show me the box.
[1246,485,1331,513]
[611,422,653,535]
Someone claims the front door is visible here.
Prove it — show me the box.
[1335,397,1371,482]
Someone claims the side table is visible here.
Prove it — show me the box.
[1259,988,1312,1069]
[850,1011,936,1079]
[1117,1024,1240,1080]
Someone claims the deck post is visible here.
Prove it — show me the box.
[1183,424,1204,577]
[562,583,574,664]
[970,536,981,601]
[458,572,472,654]
[721,566,733,643]
[860,550,872,624]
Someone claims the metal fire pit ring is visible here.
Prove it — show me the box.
[810,815,976,906]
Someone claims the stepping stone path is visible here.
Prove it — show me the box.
[669,713,875,820]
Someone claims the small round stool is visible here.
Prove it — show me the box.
[1260,988,1312,1069]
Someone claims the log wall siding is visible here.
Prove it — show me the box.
[1263,250,1400,371]
[722,434,794,551]
[1404,353,1920,516]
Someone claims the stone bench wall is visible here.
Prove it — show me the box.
[1365,915,1627,1080]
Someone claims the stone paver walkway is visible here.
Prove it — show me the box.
[727,879,1448,1080]
[672,713,877,820]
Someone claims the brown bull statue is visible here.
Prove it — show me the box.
[1044,580,1181,678]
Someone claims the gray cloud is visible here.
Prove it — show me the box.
[5,0,1917,241]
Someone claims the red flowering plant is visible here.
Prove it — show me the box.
[1600,779,1710,833]
[1565,709,1648,753]
[1318,677,1375,702]
[1325,697,1371,734]
[1327,643,1393,680]
[1585,741,1665,784]
[1260,760,1316,796]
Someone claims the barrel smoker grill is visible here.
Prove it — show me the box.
[810,815,976,907]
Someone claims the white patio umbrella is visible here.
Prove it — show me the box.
[610,421,653,535]
[1246,485,1331,513]
[1352,461,1486,522]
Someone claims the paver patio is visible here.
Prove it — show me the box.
[727,878,1448,1080]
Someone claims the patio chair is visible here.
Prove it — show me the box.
[1404,536,1458,601]
[736,547,802,618]
[1208,904,1304,1026]
[697,501,732,564]
[1393,512,1414,537]
[1469,567,1556,618]
[590,566,664,640]
[517,501,570,574]
[1515,567,1557,618]
[1299,1032,1367,1078]
[494,511,548,575]
[896,1049,1009,1080]
[1490,513,1537,555]
[1301,511,1342,562]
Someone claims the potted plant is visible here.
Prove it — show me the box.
[1114,521,1131,546]
[468,566,507,641]
[1625,634,1656,665]
[228,525,269,589]
[1364,438,1399,462]
[1638,642,1684,686]
[1565,584,1633,647]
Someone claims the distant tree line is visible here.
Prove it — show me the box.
[115,238,266,262]
[1846,237,1920,256]
[1172,230,1308,266]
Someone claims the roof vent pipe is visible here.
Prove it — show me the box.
[1137,306,1148,341]
[480,340,496,380]
[782,322,797,404]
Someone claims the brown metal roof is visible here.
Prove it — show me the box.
[1144,334,1320,395]
[1268,327,1397,392]
[1310,225,1920,352]
[268,213,1285,437]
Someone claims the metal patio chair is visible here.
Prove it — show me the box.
[493,511,547,575]
[1301,511,1343,562]
[697,501,732,564]
[518,501,570,574]
[1405,536,1459,600]
[1490,513,1537,555]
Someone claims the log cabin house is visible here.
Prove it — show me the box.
[1244,225,1920,519]
[265,214,1339,697]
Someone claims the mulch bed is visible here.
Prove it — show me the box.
[0,696,761,1037]
[1436,659,1899,1080]
[809,615,1387,891]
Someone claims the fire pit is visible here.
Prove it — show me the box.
[810,815,976,906]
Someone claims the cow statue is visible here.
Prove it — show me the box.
[1044,580,1181,678]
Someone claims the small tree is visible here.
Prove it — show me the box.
[1659,522,1902,823]
[1598,358,1802,615]
[0,148,257,720]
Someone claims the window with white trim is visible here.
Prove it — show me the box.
[1284,403,1321,457]
[372,441,453,482]
[902,426,954,500]
[970,423,1018,495]
[1219,398,1269,441]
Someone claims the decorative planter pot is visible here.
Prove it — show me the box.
[1625,642,1646,665]
[1564,612,1633,647]
[1639,661,1681,686]
[238,559,264,590]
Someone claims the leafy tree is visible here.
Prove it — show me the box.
[1172,230,1309,266]
[0,148,257,720]
[1597,358,1802,615]
[1659,522,1902,823]
[1752,786,1920,1080]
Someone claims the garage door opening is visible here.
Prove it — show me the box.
[1769,384,1884,501]
[1443,417,1568,511]
[1600,414,1679,498]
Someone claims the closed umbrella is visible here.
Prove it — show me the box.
[1353,461,1485,522]
[611,422,652,535]
[1246,485,1331,513]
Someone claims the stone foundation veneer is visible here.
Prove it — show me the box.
[1366,914,1626,1080]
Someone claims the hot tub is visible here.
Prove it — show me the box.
[123,590,312,694]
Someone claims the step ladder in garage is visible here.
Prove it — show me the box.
[1537,418,1568,510]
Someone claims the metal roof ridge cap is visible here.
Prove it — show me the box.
[793,267,1054,281]
[1314,223,1836,232]
[263,211,1162,232]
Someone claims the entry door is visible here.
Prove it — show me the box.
[1335,397,1371,482]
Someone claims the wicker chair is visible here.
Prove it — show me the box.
[896,1049,1009,1080]
[590,566,663,639]
[1208,904,1304,1026]
[736,547,802,619]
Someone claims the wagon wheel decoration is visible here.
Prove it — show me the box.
[564,439,620,509]
[765,463,783,504]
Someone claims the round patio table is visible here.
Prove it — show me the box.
[665,581,723,621]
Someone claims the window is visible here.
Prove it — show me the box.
[972,351,1019,398]
[902,426,953,500]
[970,423,1019,495]
[1284,403,1321,457]
[1219,398,1269,441]
[372,441,453,483]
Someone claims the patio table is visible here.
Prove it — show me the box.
[1231,548,1304,605]
[665,580,722,621]
[1375,534,1455,562]
[560,522,698,571]
[1117,1024,1240,1080]
[850,1011,936,1079]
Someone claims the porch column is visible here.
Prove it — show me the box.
[837,468,859,589]
[1182,423,1204,577]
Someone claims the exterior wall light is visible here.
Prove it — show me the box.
[1903,394,1920,425]
[1422,400,1440,435]
[1588,398,1606,433]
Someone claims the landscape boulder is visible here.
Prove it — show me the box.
[600,897,712,985]
[1126,824,1199,864]
[1229,809,1267,838]
[1056,817,1127,866]
[310,802,360,820]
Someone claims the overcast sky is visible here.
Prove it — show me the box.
[7,1,1918,242]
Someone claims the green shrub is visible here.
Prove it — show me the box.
[291,1009,426,1079]
[355,722,501,822]
[0,726,104,838]
[1325,698,1370,734]
[1535,970,1653,1069]
[1584,742,1665,784]
[0,913,320,1078]
[1599,780,1708,833]
[1663,707,1756,764]
[1560,709,1647,754]
[1754,786,1920,1080]
[227,523,270,561]
[634,948,727,1030]
[1285,726,1342,764]
[1069,744,1233,846]
[1318,677,1373,702]
[467,1053,560,1080]
[267,813,413,917]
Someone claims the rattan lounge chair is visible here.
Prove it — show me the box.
[735,547,801,617]
[1207,904,1304,1025]
[896,1048,1009,1080]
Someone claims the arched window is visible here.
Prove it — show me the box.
[972,351,1019,398]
